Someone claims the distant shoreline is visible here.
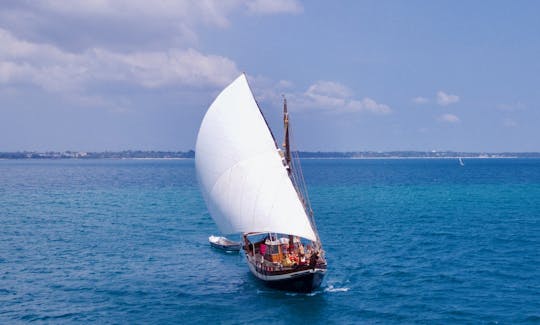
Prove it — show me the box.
[1,150,540,160]
[302,156,521,159]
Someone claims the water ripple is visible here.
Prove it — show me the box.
[0,159,539,323]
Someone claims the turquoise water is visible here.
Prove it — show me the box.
[1,158,539,323]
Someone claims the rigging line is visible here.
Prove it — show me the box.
[287,120,320,241]
[288,120,312,210]
[292,145,311,211]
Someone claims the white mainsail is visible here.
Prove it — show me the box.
[195,74,317,241]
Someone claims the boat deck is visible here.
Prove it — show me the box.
[246,253,326,275]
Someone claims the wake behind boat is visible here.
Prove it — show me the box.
[195,74,327,292]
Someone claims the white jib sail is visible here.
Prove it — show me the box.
[195,74,317,241]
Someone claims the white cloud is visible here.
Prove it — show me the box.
[304,81,348,107]
[306,81,352,98]
[347,98,391,114]
[246,0,303,14]
[39,0,237,28]
[0,1,305,108]
[91,48,239,89]
[439,113,460,123]
[0,1,303,52]
[413,96,429,104]
[0,2,223,51]
[0,28,239,94]
[436,91,460,106]
[289,80,391,115]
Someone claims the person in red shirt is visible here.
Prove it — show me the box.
[259,243,266,263]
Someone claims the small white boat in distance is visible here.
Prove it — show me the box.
[209,235,241,252]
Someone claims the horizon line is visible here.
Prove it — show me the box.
[2,150,540,154]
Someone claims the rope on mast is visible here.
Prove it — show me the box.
[281,96,321,246]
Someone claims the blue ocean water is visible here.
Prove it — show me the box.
[1,158,539,324]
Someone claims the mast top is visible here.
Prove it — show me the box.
[282,95,291,169]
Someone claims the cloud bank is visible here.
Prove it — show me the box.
[1,0,387,119]
[0,28,239,93]
[0,1,304,109]
[0,0,303,52]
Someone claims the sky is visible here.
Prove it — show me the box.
[1,0,539,152]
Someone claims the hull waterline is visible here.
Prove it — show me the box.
[246,258,326,293]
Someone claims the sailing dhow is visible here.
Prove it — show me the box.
[195,74,327,292]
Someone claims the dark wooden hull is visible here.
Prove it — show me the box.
[247,260,326,293]
[261,269,325,293]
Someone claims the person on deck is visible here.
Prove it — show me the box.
[298,243,305,263]
[309,251,319,269]
[259,243,266,263]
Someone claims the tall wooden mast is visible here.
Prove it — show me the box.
[283,96,292,170]
[282,96,321,246]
